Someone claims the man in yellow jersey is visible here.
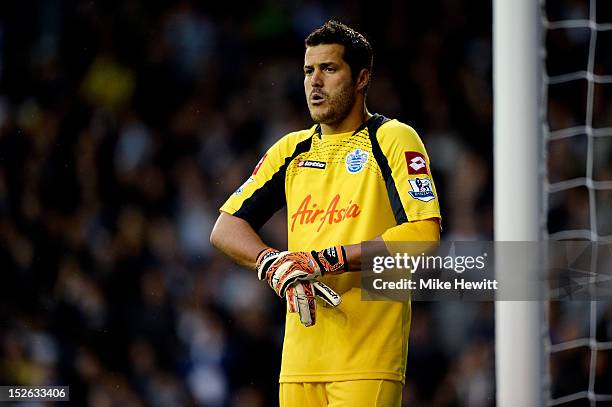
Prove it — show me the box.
[210,20,441,406]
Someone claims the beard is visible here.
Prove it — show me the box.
[308,82,356,125]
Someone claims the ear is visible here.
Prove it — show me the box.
[355,68,370,92]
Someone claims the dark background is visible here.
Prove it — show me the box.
[0,0,610,405]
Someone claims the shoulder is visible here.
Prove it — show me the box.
[373,118,425,154]
[270,125,318,155]
[279,126,317,145]
[377,119,421,141]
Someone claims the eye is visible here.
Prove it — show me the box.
[324,66,336,73]
[304,68,313,76]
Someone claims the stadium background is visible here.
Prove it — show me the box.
[0,1,608,406]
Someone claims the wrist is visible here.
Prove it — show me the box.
[314,245,348,275]
[255,247,280,278]
[255,247,276,264]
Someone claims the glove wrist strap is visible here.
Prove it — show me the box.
[315,245,348,275]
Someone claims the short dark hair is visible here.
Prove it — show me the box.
[305,20,373,82]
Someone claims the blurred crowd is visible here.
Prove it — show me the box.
[0,0,609,406]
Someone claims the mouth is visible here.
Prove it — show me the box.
[310,92,326,106]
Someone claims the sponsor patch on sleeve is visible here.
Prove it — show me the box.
[233,177,254,196]
[405,151,429,175]
[408,177,435,202]
[252,153,268,175]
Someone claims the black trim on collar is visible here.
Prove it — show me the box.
[367,114,409,224]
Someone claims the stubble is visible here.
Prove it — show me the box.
[308,82,356,126]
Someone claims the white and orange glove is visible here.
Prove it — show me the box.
[255,247,343,327]
[255,246,348,297]
[285,280,341,327]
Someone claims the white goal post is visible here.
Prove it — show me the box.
[493,0,544,406]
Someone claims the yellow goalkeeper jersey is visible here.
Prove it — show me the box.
[220,114,441,383]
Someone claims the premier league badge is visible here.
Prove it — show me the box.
[345,149,369,174]
[233,177,254,195]
[408,177,435,202]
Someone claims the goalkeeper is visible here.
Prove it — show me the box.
[211,20,441,407]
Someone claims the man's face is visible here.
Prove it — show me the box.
[304,44,356,125]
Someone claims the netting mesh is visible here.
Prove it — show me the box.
[542,0,612,404]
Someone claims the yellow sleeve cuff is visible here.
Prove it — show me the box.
[381,219,440,255]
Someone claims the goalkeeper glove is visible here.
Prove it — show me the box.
[255,248,294,297]
[255,246,348,297]
[286,280,342,327]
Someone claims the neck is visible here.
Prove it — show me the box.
[320,103,372,135]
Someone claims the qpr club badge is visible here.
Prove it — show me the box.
[345,149,369,174]
[408,177,435,202]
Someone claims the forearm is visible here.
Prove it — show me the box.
[342,237,382,271]
[210,211,271,270]
[211,214,440,276]
[342,218,440,271]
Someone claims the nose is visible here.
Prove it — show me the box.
[311,69,323,87]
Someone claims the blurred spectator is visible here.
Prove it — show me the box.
[0,0,604,405]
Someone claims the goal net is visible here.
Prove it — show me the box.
[543,0,612,405]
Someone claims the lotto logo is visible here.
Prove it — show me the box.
[298,160,326,169]
[405,151,429,175]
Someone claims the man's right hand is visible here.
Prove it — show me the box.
[255,247,346,297]
[256,248,305,297]
[255,248,342,323]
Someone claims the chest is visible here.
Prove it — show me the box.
[284,137,389,234]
